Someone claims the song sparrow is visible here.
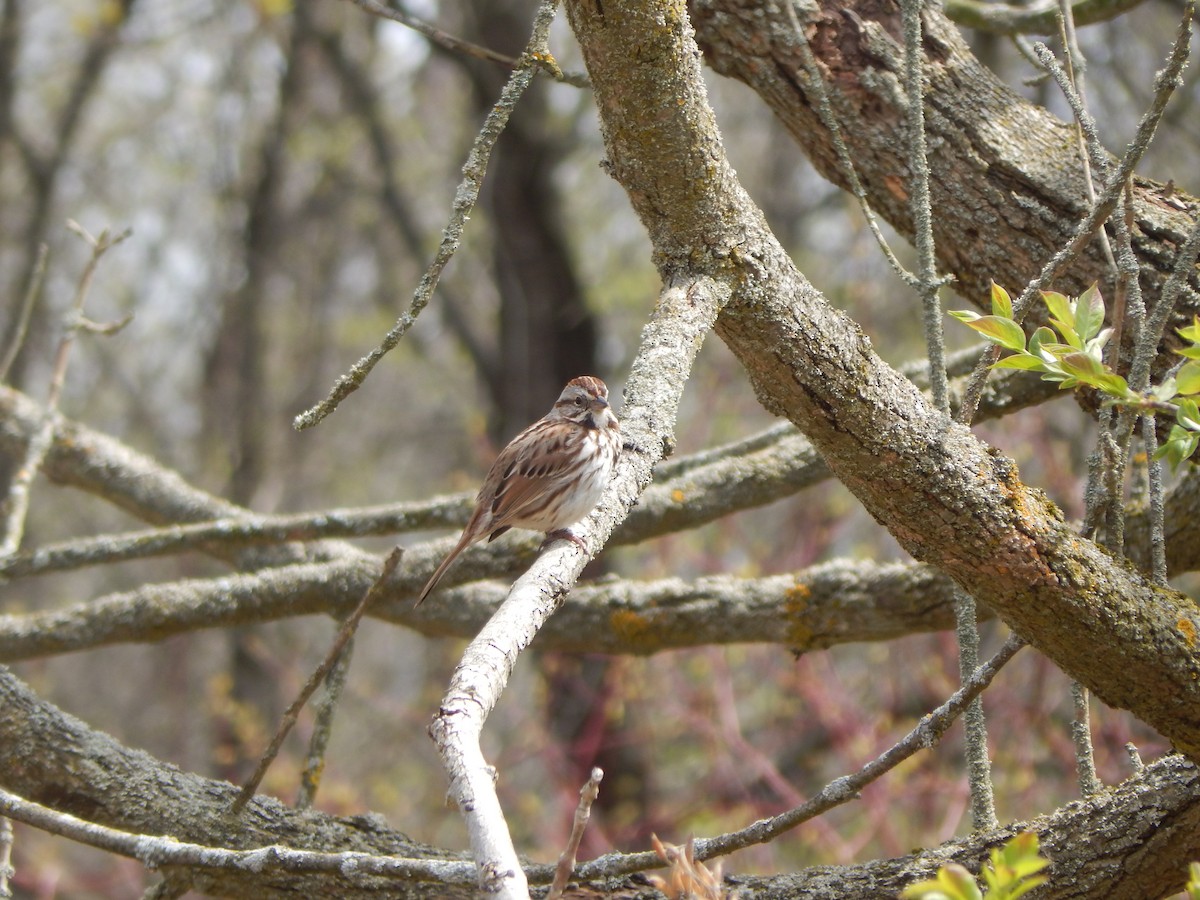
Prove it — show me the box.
[416,375,621,605]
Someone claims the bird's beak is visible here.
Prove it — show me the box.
[592,396,609,410]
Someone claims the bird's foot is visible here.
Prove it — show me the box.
[542,529,588,552]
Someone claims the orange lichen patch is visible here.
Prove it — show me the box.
[784,581,815,649]
[784,581,811,605]
[1179,617,1197,648]
[610,608,659,652]
[671,488,686,503]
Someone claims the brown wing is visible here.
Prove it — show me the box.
[482,420,578,535]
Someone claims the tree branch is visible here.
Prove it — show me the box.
[567,0,1200,759]
[428,274,729,896]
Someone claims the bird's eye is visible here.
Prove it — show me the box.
[575,396,585,406]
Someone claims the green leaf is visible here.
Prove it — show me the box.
[1032,340,1077,364]
[1155,424,1200,470]
[980,833,1051,900]
[1174,344,1200,360]
[1186,861,1200,900]
[1050,352,1130,398]
[1057,351,1106,382]
[990,282,1013,319]
[1179,397,1200,432]
[949,309,982,324]
[1094,371,1133,399]
[1177,360,1200,396]
[941,865,982,900]
[1073,283,1105,343]
[1027,326,1055,359]
[962,315,1028,352]
[903,864,982,900]
[1042,290,1077,345]
[992,354,1045,371]
[1177,317,1200,344]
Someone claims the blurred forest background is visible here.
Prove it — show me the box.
[0,0,1196,895]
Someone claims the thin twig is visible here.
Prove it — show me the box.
[1053,0,1118,276]
[349,0,519,67]
[900,0,952,414]
[0,815,13,900]
[0,243,47,384]
[945,0,1149,35]
[1070,682,1101,795]
[0,498,462,580]
[296,636,357,810]
[547,767,603,900]
[232,547,404,813]
[0,786,477,884]
[781,0,921,288]
[0,225,129,559]
[1128,201,1200,395]
[1140,413,1168,584]
[294,0,564,430]
[1036,10,1119,804]
[345,0,589,86]
[897,0,995,830]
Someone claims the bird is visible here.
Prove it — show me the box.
[415,375,621,605]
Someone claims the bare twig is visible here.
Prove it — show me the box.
[233,547,404,813]
[294,0,564,430]
[1034,9,1118,805]
[296,636,357,810]
[895,0,996,830]
[345,0,589,86]
[0,498,460,579]
[781,0,918,288]
[1128,195,1200,396]
[547,767,603,900]
[1140,413,1168,584]
[1070,682,1101,796]
[899,0,952,414]
[313,26,501,387]
[1044,7,1118,277]
[944,0,1149,34]
[0,786,478,884]
[347,0,519,67]
[0,815,13,900]
[0,243,47,383]
[0,224,129,559]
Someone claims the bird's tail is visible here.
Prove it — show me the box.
[415,531,475,606]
